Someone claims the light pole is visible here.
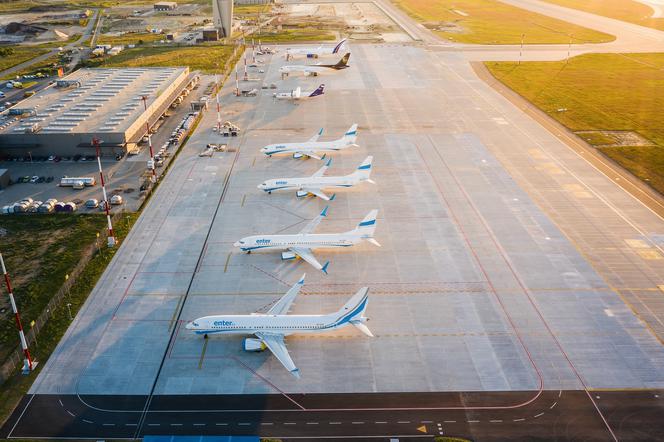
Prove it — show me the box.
[66,303,72,321]
[567,34,572,64]
[92,137,116,247]
[519,33,524,65]
[141,95,157,184]
[1,252,37,374]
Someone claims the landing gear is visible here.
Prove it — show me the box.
[204,334,208,339]
[247,251,252,254]
[268,191,272,194]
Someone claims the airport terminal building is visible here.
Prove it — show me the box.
[0,67,191,157]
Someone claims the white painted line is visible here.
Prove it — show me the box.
[490,420,503,423]
[329,422,342,425]
[102,423,115,427]
[193,423,206,426]
[444,420,456,423]
[467,420,480,423]
[170,423,183,427]
[306,422,319,425]
[550,401,558,409]
[261,423,273,426]
[147,423,160,426]
[58,399,63,407]
[66,410,75,417]
[238,423,251,426]
[284,422,296,425]
[375,421,387,424]
[421,420,433,423]
[397,421,410,424]
[533,413,544,418]
[215,423,228,426]
[125,423,137,427]
[513,418,526,422]
[82,419,94,424]
[352,421,365,424]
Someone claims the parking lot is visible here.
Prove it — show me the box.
[0,74,214,212]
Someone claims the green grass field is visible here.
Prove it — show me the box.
[0,215,108,362]
[0,213,138,427]
[255,28,336,43]
[97,32,163,46]
[485,53,664,194]
[542,0,664,32]
[100,44,235,72]
[391,0,615,44]
[0,47,50,73]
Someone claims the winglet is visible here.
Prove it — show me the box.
[297,273,306,285]
[325,157,332,167]
[290,368,301,378]
[320,205,329,217]
[321,153,327,161]
[318,127,324,137]
[321,261,330,274]
[330,193,336,201]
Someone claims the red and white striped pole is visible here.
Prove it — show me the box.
[243,54,248,81]
[0,252,37,374]
[252,38,256,64]
[215,73,221,132]
[141,96,156,184]
[235,65,239,96]
[93,138,116,247]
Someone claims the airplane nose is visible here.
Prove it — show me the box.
[185,322,193,330]
[233,241,241,247]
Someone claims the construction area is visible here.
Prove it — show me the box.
[0,67,192,157]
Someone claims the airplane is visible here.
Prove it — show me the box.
[258,156,374,201]
[279,53,351,77]
[260,124,358,160]
[285,38,348,60]
[234,206,380,273]
[185,274,373,378]
[273,84,325,101]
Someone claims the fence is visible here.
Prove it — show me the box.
[0,210,124,384]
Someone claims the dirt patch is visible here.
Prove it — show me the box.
[575,130,656,147]
[422,20,465,33]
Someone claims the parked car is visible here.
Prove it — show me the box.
[30,175,39,183]
[110,194,123,205]
[85,198,99,208]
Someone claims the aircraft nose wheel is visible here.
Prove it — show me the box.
[204,334,208,339]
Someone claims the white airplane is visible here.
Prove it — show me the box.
[185,274,372,378]
[258,156,374,201]
[260,124,358,160]
[273,84,325,101]
[279,53,351,77]
[234,206,380,273]
[285,38,348,60]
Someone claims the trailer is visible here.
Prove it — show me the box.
[60,177,96,187]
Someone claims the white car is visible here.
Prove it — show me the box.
[110,194,123,205]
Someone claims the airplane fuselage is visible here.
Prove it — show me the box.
[259,175,358,193]
[187,312,346,336]
[234,232,364,252]
[261,140,352,156]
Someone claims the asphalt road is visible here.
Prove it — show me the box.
[3,389,663,441]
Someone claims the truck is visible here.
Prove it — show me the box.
[60,176,96,187]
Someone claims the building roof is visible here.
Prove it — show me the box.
[0,67,187,137]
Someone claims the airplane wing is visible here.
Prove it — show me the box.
[301,187,331,201]
[295,151,324,160]
[298,206,328,234]
[307,128,324,143]
[290,247,329,274]
[266,274,305,315]
[311,157,331,177]
[255,333,300,378]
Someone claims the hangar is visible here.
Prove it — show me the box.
[0,67,191,157]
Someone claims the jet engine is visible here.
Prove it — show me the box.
[243,338,266,352]
[304,71,318,77]
[296,190,309,198]
[292,152,304,159]
[281,251,297,260]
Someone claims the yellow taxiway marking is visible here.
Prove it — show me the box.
[168,296,184,332]
[637,249,662,260]
[417,425,427,433]
[625,239,649,249]
[224,253,232,273]
[198,339,208,369]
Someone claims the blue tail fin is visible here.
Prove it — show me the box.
[309,84,325,97]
